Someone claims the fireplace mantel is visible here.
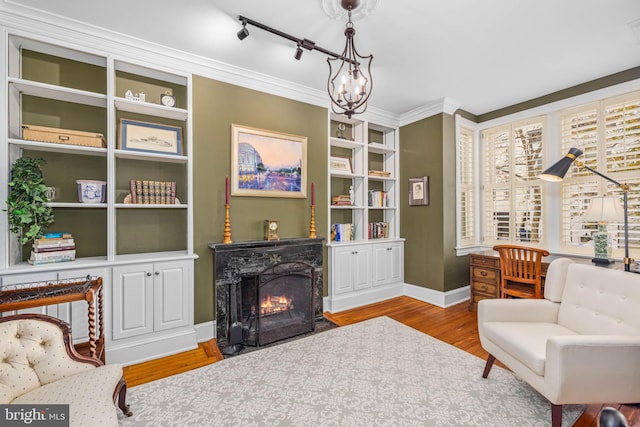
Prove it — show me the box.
[209,238,324,347]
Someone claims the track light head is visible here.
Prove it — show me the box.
[295,45,303,60]
[237,18,249,40]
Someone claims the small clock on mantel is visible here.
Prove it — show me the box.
[264,220,279,241]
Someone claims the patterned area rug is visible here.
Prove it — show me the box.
[119,316,583,426]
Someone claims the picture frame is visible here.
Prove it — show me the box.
[118,119,183,156]
[409,176,429,206]
[329,156,353,174]
[231,124,307,198]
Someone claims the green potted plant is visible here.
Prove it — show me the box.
[5,157,54,245]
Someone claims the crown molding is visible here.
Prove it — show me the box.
[0,4,332,109]
[399,97,462,127]
[1,2,461,127]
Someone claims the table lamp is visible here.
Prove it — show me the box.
[539,147,633,272]
[581,196,624,264]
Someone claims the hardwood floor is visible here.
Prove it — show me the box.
[123,296,639,426]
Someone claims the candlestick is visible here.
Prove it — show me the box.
[223,204,232,244]
[308,205,317,238]
[311,182,314,205]
[225,176,229,205]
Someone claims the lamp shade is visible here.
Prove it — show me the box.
[539,147,583,181]
[582,196,624,223]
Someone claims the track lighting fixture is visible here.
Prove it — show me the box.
[237,19,249,40]
[236,0,373,118]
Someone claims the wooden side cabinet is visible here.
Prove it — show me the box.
[469,253,500,311]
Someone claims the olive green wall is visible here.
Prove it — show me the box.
[400,113,468,293]
[191,76,328,324]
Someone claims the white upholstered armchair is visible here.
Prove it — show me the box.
[478,259,640,427]
[0,314,131,426]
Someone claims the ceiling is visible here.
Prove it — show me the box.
[4,0,640,116]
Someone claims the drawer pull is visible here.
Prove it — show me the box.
[480,271,487,276]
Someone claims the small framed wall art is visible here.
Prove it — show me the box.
[118,119,183,156]
[409,176,429,206]
[329,156,353,174]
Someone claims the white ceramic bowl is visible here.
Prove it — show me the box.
[76,180,106,203]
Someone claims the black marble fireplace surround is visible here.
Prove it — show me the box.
[209,238,324,351]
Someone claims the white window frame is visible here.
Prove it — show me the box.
[455,115,481,254]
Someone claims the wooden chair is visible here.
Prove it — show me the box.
[493,244,549,299]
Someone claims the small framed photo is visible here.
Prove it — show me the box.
[118,119,183,156]
[409,176,429,206]
[330,156,353,174]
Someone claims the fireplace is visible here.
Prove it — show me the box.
[241,262,314,347]
[209,238,324,354]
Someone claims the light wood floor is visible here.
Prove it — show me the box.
[123,296,639,427]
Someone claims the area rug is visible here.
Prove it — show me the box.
[119,316,583,426]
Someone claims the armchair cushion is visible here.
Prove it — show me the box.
[12,364,123,426]
[481,321,577,376]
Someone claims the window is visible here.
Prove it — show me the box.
[559,91,640,256]
[481,118,545,246]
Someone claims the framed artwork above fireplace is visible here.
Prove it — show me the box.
[231,124,307,198]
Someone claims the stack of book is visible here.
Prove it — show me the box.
[331,195,352,206]
[129,180,177,204]
[29,232,76,265]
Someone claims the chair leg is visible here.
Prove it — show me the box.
[551,404,562,427]
[482,354,496,378]
[116,377,133,417]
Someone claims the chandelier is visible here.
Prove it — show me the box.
[236,0,374,118]
[327,0,373,118]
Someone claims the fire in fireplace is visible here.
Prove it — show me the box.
[241,261,314,347]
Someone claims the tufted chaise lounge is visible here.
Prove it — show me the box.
[478,259,640,427]
[0,314,131,426]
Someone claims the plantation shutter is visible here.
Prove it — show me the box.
[458,126,475,246]
[482,118,545,245]
[559,91,640,255]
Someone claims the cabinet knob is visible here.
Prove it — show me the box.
[155,271,160,276]
[146,272,152,276]
[480,271,487,276]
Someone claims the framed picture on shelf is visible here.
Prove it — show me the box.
[409,176,429,206]
[118,119,182,155]
[330,156,353,174]
[231,124,307,198]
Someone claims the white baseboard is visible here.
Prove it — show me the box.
[403,284,470,308]
[324,284,470,314]
[195,320,215,342]
[324,283,404,313]
[106,329,198,367]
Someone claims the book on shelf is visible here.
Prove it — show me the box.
[29,249,76,264]
[331,223,354,242]
[33,244,75,253]
[331,195,352,206]
[130,180,176,204]
[40,232,73,240]
[368,190,389,207]
[368,170,391,177]
[34,237,74,246]
[129,179,137,204]
[368,222,389,239]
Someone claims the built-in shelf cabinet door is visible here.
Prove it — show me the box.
[153,260,191,332]
[112,264,155,340]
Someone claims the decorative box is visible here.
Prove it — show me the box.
[22,124,106,148]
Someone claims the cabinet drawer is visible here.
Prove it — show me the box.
[472,280,497,296]
[470,255,500,269]
[471,267,498,284]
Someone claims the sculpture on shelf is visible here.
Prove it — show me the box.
[349,185,354,205]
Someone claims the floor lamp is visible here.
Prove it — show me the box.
[539,147,634,272]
